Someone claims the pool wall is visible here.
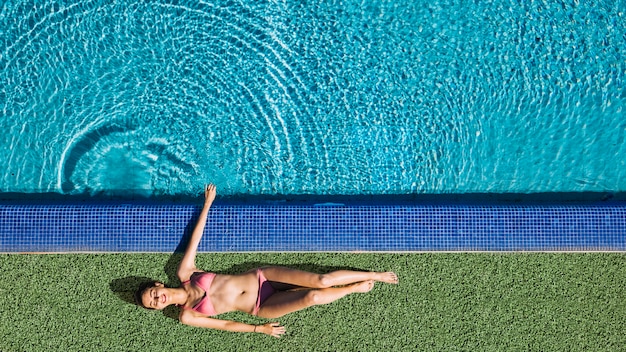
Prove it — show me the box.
[1,202,625,252]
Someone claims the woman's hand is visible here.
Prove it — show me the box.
[258,322,286,338]
[204,183,216,206]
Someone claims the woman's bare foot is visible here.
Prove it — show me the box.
[350,280,375,293]
[374,272,399,284]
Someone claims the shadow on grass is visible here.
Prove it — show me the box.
[109,276,157,311]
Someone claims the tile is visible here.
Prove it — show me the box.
[0,204,624,252]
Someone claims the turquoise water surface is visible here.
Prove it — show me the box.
[1,0,625,197]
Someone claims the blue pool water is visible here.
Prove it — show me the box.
[1,0,625,198]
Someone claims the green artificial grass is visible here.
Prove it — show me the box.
[0,253,625,351]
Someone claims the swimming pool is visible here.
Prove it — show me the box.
[1,1,625,252]
[2,0,625,198]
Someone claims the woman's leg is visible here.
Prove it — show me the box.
[256,280,375,319]
[261,266,398,288]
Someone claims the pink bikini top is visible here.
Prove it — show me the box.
[180,272,218,316]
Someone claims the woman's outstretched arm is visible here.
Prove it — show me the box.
[179,311,286,338]
[177,184,217,282]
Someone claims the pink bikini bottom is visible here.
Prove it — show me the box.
[252,268,276,315]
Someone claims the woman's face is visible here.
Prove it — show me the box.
[141,282,171,310]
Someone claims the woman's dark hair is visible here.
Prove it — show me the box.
[134,281,159,309]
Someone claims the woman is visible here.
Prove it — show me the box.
[136,184,399,338]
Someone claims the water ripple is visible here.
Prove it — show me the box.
[1,0,625,196]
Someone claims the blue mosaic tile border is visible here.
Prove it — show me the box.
[1,204,625,252]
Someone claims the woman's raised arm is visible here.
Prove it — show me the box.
[177,184,217,281]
